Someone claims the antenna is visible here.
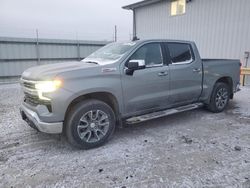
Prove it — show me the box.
[114,25,117,42]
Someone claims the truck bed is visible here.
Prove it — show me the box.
[202,59,240,63]
[200,58,241,103]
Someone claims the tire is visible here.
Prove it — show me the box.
[65,99,116,149]
[207,82,230,113]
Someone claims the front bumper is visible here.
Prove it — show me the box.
[20,104,63,134]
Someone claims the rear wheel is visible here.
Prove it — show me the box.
[207,82,230,113]
[65,99,116,149]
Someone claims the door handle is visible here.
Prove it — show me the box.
[193,68,201,73]
[158,71,168,76]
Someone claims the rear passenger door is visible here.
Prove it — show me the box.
[165,42,202,106]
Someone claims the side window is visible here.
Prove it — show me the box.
[167,43,193,64]
[130,43,163,67]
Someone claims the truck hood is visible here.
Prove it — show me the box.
[21,61,97,80]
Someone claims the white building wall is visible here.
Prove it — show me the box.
[134,0,250,60]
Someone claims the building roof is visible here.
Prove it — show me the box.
[122,0,164,10]
[0,37,109,45]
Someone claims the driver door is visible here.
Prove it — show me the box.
[121,42,170,116]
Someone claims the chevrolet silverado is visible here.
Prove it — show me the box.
[20,40,241,149]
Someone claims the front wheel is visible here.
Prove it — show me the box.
[207,82,230,113]
[65,99,116,149]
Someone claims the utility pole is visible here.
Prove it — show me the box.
[76,32,80,61]
[114,25,117,42]
[36,29,40,65]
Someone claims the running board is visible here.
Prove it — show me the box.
[126,103,204,124]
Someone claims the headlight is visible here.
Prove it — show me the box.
[35,80,62,100]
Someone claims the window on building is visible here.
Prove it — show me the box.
[171,0,186,16]
[167,43,193,64]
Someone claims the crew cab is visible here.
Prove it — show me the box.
[20,40,241,149]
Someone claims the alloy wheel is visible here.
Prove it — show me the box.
[77,110,110,143]
[215,88,228,110]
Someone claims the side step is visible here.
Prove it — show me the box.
[126,103,204,124]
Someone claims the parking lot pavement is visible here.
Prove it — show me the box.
[0,84,250,188]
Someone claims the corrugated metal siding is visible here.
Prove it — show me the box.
[0,61,36,77]
[80,45,101,58]
[0,43,37,60]
[134,0,250,60]
[39,44,78,59]
[0,37,109,78]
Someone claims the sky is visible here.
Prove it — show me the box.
[0,0,138,41]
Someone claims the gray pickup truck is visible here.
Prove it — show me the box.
[20,39,241,149]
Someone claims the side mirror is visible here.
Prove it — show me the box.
[126,60,145,75]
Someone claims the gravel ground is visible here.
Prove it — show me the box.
[0,84,250,188]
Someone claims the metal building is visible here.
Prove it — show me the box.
[123,0,250,61]
[0,37,108,82]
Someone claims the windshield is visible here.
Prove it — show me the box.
[83,42,136,63]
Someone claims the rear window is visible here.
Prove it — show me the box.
[167,43,193,64]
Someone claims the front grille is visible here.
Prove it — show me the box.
[21,79,52,112]
[21,78,36,90]
[24,92,52,112]
[23,81,35,90]
[24,92,40,106]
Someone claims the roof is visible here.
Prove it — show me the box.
[136,39,194,44]
[122,0,164,10]
[0,37,109,45]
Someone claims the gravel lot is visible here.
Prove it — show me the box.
[0,84,250,188]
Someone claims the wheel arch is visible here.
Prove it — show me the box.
[65,91,120,116]
[64,93,118,149]
[63,92,121,133]
[206,77,232,113]
[215,76,233,99]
